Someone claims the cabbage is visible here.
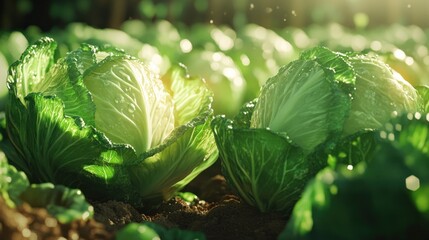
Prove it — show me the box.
[5,37,218,204]
[212,46,420,213]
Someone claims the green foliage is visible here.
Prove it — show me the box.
[20,183,94,224]
[116,222,206,240]
[0,148,93,223]
[176,192,200,205]
[116,223,159,240]
[280,113,429,239]
[0,149,29,208]
[326,130,378,169]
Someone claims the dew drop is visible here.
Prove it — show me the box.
[385,123,394,132]
[395,124,402,131]
[388,133,395,141]
[82,210,92,220]
[114,96,124,104]
[415,112,422,120]
[347,164,353,170]
[128,103,136,113]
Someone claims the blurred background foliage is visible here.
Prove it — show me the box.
[1,0,429,115]
[1,0,429,31]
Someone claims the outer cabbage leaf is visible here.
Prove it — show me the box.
[164,66,213,125]
[7,37,56,103]
[326,130,378,169]
[7,92,134,196]
[33,44,100,125]
[416,86,429,113]
[212,103,326,213]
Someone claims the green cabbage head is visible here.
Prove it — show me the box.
[5,37,218,204]
[212,46,420,213]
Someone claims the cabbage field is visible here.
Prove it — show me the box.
[1,1,429,239]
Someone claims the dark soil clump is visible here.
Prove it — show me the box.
[93,174,287,240]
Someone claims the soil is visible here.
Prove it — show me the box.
[0,163,288,240]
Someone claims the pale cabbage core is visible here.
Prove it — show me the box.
[251,60,343,151]
[83,58,175,154]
